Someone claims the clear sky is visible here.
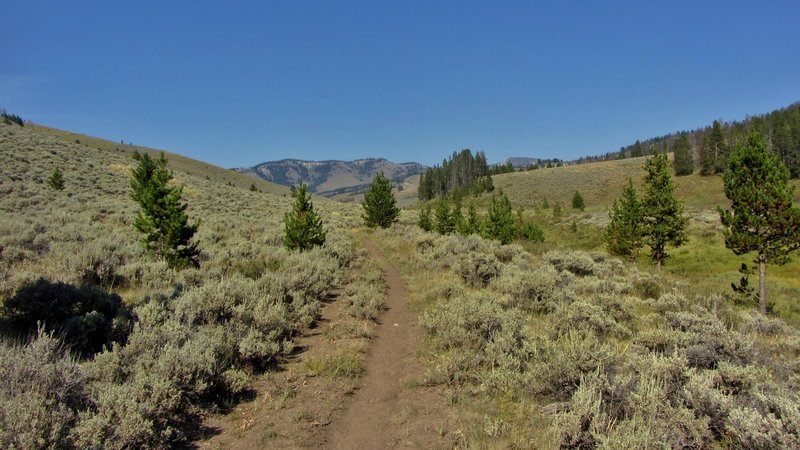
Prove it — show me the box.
[2,1,799,167]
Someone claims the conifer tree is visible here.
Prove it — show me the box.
[719,131,800,314]
[434,198,455,234]
[452,198,464,233]
[672,134,694,176]
[631,140,644,158]
[418,205,433,232]
[362,172,400,228]
[459,203,481,236]
[48,167,65,191]
[641,153,688,269]
[700,120,727,175]
[572,191,585,211]
[131,152,200,269]
[284,183,326,251]
[605,179,643,259]
[483,192,515,244]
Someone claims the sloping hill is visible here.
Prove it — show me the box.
[0,120,371,448]
[31,124,290,196]
[492,155,800,213]
[239,158,424,197]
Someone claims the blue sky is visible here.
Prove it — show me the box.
[2,1,799,167]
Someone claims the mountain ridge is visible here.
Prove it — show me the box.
[238,157,425,197]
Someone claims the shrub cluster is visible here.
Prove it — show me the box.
[391,222,800,447]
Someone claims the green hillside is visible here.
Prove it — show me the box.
[448,155,800,321]
[491,155,800,213]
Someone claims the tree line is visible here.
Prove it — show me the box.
[418,149,493,200]
[574,102,800,179]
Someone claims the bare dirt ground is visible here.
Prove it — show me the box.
[326,239,453,449]
[197,238,454,449]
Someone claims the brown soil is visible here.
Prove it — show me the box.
[197,238,454,449]
[325,239,453,449]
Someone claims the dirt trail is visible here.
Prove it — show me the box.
[326,239,425,449]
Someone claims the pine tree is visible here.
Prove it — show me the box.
[284,183,326,251]
[418,205,433,232]
[605,179,644,259]
[572,191,585,211]
[434,198,455,234]
[452,198,464,233]
[719,131,800,314]
[641,153,688,269]
[631,140,644,158]
[131,152,200,269]
[48,167,65,190]
[700,120,727,175]
[672,134,694,176]
[362,172,400,228]
[483,192,515,244]
[459,203,481,235]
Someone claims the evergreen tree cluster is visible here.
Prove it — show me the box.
[131,152,200,269]
[573,102,800,175]
[605,154,687,269]
[418,149,493,200]
[418,192,543,245]
[1,109,24,126]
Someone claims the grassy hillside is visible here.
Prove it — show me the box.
[0,121,370,448]
[492,155,800,213]
[30,124,290,196]
[449,156,800,321]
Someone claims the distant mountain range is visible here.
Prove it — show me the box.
[237,158,426,197]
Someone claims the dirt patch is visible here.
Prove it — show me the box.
[325,239,454,449]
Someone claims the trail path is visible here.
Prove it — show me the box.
[326,239,425,449]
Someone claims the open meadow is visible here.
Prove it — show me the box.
[3,119,800,449]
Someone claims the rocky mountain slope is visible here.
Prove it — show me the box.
[238,158,424,197]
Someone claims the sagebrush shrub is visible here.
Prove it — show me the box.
[0,330,85,450]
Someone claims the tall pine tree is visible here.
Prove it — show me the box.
[641,154,688,269]
[605,179,643,259]
[362,172,400,228]
[719,131,800,314]
[284,183,326,251]
[131,152,200,269]
[672,134,694,176]
[700,120,727,175]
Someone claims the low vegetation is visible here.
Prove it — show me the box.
[0,121,362,448]
[374,223,800,448]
